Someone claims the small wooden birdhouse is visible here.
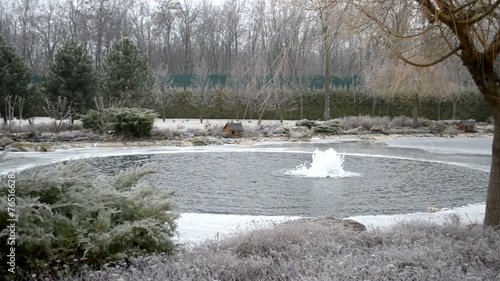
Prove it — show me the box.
[223,122,243,137]
[458,120,476,132]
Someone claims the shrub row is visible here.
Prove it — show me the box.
[157,90,490,122]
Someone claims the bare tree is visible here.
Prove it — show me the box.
[363,50,467,127]
[87,0,134,71]
[221,0,244,73]
[190,60,215,123]
[178,0,197,73]
[154,71,176,122]
[355,0,500,226]
[254,81,275,125]
[192,0,223,73]
[152,0,181,72]
[43,96,72,133]
[224,68,252,121]
[32,0,65,69]
[289,74,314,120]
[306,0,350,120]
[270,80,297,123]
[3,95,24,132]
[13,0,38,70]
[0,0,15,42]
[91,96,124,135]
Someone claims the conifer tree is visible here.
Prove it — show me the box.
[0,36,33,123]
[99,38,154,108]
[43,38,96,114]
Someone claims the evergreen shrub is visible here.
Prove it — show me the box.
[113,108,156,138]
[0,161,177,278]
[82,108,156,138]
[81,109,107,133]
[42,38,97,113]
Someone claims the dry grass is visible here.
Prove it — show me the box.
[340,115,391,130]
[35,218,500,281]
[1,120,82,134]
[339,115,430,130]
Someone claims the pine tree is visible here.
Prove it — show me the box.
[0,36,33,123]
[43,38,96,115]
[99,38,154,108]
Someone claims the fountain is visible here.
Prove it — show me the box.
[284,148,361,178]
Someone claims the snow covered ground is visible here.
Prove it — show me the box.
[15,117,298,131]
[176,204,486,244]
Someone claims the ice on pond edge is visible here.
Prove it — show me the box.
[177,203,486,244]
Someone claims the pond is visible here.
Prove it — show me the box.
[87,139,491,217]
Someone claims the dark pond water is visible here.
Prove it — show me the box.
[91,150,489,217]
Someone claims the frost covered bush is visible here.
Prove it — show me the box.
[340,115,432,130]
[82,108,156,138]
[151,127,172,139]
[69,218,500,281]
[390,116,429,128]
[373,116,391,127]
[340,115,362,130]
[391,115,413,128]
[206,124,224,137]
[340,115,391,130]
[112,108,156,138]
[185,128,207,137]
[81,109,107,133]
[0,161,177,279]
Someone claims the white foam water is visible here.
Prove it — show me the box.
[284,148,361,178]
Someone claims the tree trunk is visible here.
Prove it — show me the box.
[371,95,376,116]
[243,97,251,120]
[258,108,265,125]
[437,101,441,121]
[323,66,331,120]
[324,88,331,120]
[452,100,457,120]
[485,105,500,227]
[276,92,283,124]
[300,95,304,120]
[412,93,419,128]
[352,76,356,103]
[322,25,331,121]
[464,65,500,227]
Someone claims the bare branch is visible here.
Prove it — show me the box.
[456,0,500,25]
[485,27,500,63]
[43,97,72,134]
[417,0,454,26]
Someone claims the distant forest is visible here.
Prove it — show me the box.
[0,0,490,121]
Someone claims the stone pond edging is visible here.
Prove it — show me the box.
[0,119,493,152]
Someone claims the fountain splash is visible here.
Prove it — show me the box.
[284,148,360,178]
